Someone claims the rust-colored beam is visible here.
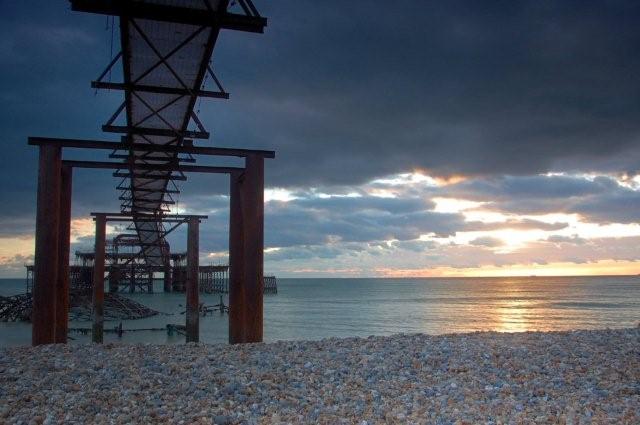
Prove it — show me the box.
[28,137,276,159]
[69,0,267,33]
[243,154,265,343]
[55,165,72,344]
[92,214,106,343]
[109,153,197,163]
[186,217,199,343]
[112,172,188,181]
[32,145,62,346]
[229,154,264,344]
[90,212,207,219]
[229,170,244,343]
[102,125,209,139]
[63,160,243,175]
[163,263,172,293]
[91,81,230,99]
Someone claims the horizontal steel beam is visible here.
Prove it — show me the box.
[113,172,187,180]
[118,186,181,194]
[103,218,193,223]
[91,81,230,99]
[109,153,197,163]
[91,212,207,219]
[119,196,176,205]
[70,0,267,33]
[124,206,171,213]
[29,137,275,158]
[62,160,243,174]
[102,125,210,139]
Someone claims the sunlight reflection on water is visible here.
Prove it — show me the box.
[1,275,639,346]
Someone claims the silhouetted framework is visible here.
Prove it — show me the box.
[28,0,271,346]
[88,212,206,343]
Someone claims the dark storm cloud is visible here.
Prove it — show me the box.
[0,216,36,238]
[448,175,616,202]
[211,0,640,186]
[265,245,350,262]
[295,196,434,214]
[465,218,568,232]
[193,194,465,253]
[392,239,438,253]
[1,1,639,276]
[0,1,130,228]
[2,0,638,200]
[571,188,640,224]
[265,195,464,247]
[446,174,640,223]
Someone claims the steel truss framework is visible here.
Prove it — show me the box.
[29,0,271,347]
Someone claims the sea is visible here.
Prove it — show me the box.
[1,276,639,347]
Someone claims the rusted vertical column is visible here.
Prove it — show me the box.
[55,165,72,344]
[92,214,106,344]
[186,217,199,343]
[229,154,264,344]
[129,263,135,293]
[244,154,264,343]
[32,144,62,346]
[228,170,245,343]
[163,262,172,292]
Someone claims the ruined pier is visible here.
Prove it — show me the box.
[28,0,271,346]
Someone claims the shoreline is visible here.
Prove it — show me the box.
[1,328,639,423]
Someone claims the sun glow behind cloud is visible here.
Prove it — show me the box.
[425,190,640,257]
[265,188,298,202]
[372,172,442,187]
[2,170,640,278]
[432,197,485,214]
[374,259,640,278]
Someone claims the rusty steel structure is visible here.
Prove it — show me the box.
[29,0,271,346]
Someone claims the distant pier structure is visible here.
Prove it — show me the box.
[264,276,278,294]
[26,257,276,295]
[28,0,272,346]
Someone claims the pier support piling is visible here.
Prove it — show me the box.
[186,217,199,343]
[229,154,264,344]
[163,263,172,292]
[92,214,106,343]
[55,165,72,343]
[32,145,62,346]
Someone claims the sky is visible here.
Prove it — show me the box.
[0,0,639,278]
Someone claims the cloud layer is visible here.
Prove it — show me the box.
[0,1,639,277]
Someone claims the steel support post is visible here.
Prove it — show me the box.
[229,154,264,344]
[92,214,106,343]
[55,165,72,343]
[32,145,62,346]
[186,217,200,343]
[163,263,172,292]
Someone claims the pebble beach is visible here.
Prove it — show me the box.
[1,328,638,424]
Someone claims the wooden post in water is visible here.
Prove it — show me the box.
[55,165,72,343]
[32,145,62,346]
[163,262,172,292]
[229,154,264,344]
[129,263,135,293]
[186,217,199,343]
[92,214,106,343]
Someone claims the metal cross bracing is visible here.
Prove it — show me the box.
[29,0,272,346]
[71,0,267,271]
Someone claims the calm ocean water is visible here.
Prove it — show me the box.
[1,276,639,347]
